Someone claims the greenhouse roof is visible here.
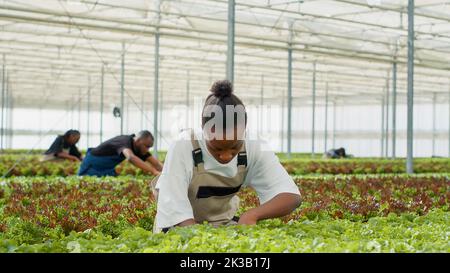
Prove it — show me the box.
[1,0,450,110]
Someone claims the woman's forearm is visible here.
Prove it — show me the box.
[177,218,196,227]
[240,193,301,224]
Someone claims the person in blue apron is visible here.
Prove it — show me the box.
[41,130,82,162]
[78,130,163,177]
[152,80,301,233]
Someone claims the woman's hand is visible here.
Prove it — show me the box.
[238,210,258,225]
[238,193,301,226]
[177,218,196,227]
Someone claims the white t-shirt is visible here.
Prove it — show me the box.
[155,129,300,229]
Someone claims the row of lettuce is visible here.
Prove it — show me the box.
[3,210,448,253]
[0,154,449,176]
[0,174,448,252]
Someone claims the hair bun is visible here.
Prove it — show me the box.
[210,80,233,98]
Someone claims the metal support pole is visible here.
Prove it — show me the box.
[159,82,163,150]
[259,75,264,139]
[4,75,9,150]
[432,93,437,156]
[186,70,190,128]
[87,75,91,149]
[6,78,9,149]
[100,65,104,142]
[281,95,285,153]
[38,105,42,148]
[141,91,145,129]
[120,41,125,135]
[78,88,81,131]
[381,97,385,158]
[8,94,13,149]
[1,54,5,151]
[66,101,70,129]
[125,99,128,133]
[324,82,329,153]
[153,0,161,158]
[226,0,235,83]
[406,0,415,174]
[311,62,316,158]
[333,100,336,149]
[385,73,390,158]
[153,36,160,158]
[287,47,293,158]
[392,61,397,158]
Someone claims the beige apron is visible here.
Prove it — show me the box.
[40,148,70,162]
[152,130,248,233]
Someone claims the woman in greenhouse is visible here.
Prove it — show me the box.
[41,129,83,162]
[77,130,163,177]
[152,80,301,233]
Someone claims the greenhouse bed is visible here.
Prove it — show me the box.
[0,154,449,176]
[0,174,448,253]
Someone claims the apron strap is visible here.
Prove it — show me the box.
[237,142,247,167]
[190,130,204,167]
[190,129,247,168]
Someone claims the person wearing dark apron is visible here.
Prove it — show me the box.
[78,130,163,177]
[41,130,82,162]
[152,80,301,233]
[323,147,347,159]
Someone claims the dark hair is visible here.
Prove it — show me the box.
[63,129,80,139]
[202,80,247,129]
[137,130,154,140]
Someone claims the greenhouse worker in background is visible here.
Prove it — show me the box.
[323,147,348,159]
[41,130,83,162]
[151,80,301,233]
[78,130,163,177]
